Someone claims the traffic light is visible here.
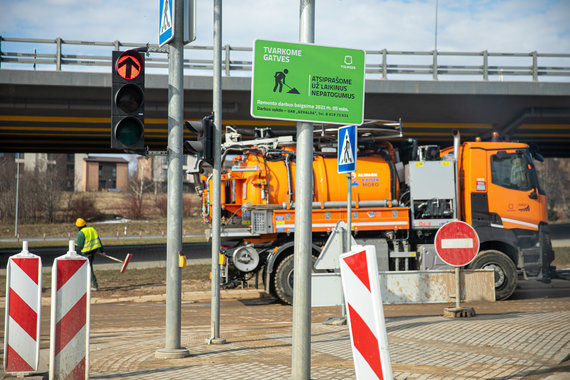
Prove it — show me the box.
[111,49,145,151]
[184,115,214,165]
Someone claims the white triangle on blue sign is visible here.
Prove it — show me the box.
[160,0,173,34]
[339,131,355,165]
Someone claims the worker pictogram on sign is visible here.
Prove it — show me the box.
[160,0,172,34]
[4,242,42,374]
[338,125,357,173]
[159,0,174,46]
[116,52,142,80]
[340,131,355,165]
[435,220,480,267]
[49,241,91,380]
[340,245,393,380]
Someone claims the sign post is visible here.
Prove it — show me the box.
[434,220,480,317]
[337,125,358,324]
[155,0,190,359]
[249,29,367,380]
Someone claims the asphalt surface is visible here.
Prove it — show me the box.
[0,241,212,270]
[1,278,569,379]
[1,224,569,379]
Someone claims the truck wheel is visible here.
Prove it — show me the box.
[274,254,295,305]
[273,254,319,305]
[539,227,555,276]
[469,250,517,300]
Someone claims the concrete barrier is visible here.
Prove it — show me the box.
[312,269,495,306]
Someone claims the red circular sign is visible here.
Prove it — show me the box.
[116,50,143,80]
[434,221,480,267]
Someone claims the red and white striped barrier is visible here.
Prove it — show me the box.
[49,240,91,380]
[340,245,393,380]
[3,241,42,374]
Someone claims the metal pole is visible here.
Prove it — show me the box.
[455,267,461,308]
[341,172,352,318]
[56,37,62,71]
[14,155,20,238]
[434,0,438,53]
[156,0,189,359]
[291,2,314,379]
[453,128,461,310]
[433,0,438,80]
[207,0,226,345]
[346,173,352,248]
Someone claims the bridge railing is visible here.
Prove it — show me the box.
[2,36,570,82]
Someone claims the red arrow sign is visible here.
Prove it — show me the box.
[116,51,143,80]
[434,221,480,267]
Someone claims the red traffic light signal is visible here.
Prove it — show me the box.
[111,50,145,152]
[116,53,143,80]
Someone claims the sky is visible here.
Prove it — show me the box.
[1,0,569,54]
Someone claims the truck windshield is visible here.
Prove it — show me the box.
[491,152,532,191]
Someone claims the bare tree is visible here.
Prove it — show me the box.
[41,161,66,222]
[0,155,16,222]
[120,174,153,219]
[537,158,570,220]
[2,157,66,223]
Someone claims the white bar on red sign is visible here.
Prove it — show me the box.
[441,238,474,249]
[3,242,42,374]
[49,241,91,380]
[340,245,393,380]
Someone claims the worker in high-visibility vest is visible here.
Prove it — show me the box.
[75,217,104,291]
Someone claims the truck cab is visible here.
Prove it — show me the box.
[456,141,553,299]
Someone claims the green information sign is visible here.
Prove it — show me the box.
[251,39,365,125]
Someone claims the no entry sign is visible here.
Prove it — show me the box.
[434,221,480,267]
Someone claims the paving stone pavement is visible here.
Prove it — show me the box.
[83,311,569,379]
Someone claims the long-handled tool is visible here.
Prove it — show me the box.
[97,252,132,273]
[283,82,300,94]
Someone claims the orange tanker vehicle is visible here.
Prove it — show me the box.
[189,123,554,304]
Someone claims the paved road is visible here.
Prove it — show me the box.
[1,278,569,379]
[1,222,569,270]
[0,242,212,270]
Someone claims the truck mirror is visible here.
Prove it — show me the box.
[529,189,538,200]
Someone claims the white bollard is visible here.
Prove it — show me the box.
[340,245,393,380]
[4,241,42,374]
[49,240,91,380]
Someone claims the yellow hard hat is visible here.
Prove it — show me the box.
[75,218,86,228]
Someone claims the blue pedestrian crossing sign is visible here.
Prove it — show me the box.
[159,0,174,47]
[338,125,357,173]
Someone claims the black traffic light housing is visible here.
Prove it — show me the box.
[111,49,145,152]
[184,114,215,165]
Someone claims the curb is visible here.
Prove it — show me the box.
[0,288,270,308]
[91,288,270,304]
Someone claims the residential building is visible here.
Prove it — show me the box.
[83,156,129,192]
[138,155,199,193]
[0,153,129,192]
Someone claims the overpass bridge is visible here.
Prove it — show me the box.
[1,37,570,156]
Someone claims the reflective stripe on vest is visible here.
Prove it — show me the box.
[81,226,102,253]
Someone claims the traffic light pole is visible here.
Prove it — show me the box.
[155,0,189,359]
[207,0,226,345]
[291,1,314,379]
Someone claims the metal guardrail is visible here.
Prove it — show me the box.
[1,36,570,81]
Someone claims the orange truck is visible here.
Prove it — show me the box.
[193,125,554,304]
